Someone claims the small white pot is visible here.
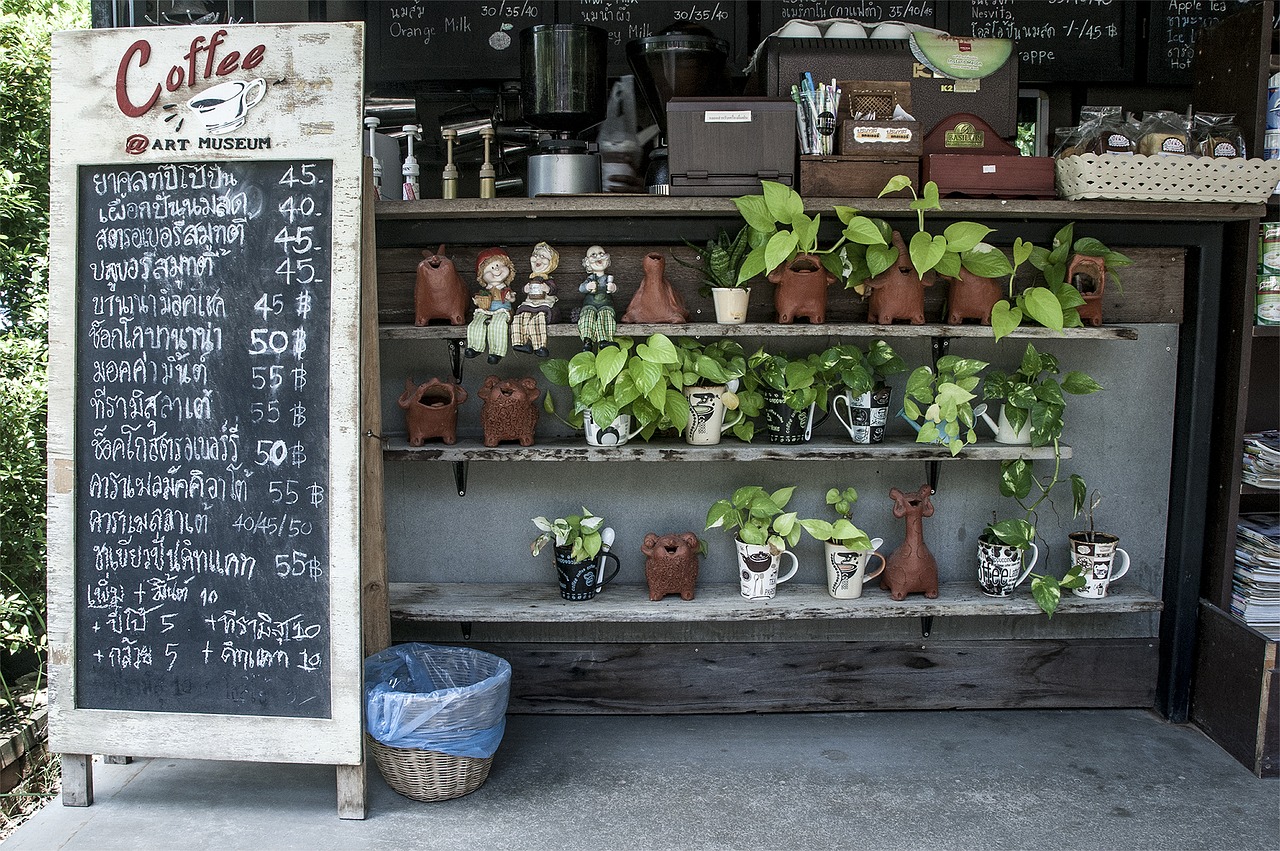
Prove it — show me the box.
[711,287,750,324]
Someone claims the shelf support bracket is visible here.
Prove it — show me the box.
[925,336,949,495]
[928,461,941,494]
[447,338,465,382]
[920,616,933,638]
[453,460,468,497]
[460,622,472,640]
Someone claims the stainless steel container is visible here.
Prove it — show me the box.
[526,139,601,196]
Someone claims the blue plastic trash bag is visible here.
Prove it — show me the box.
[365,644,511,758]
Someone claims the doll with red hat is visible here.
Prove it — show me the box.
[465,247,517,364]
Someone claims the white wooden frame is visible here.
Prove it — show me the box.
[47,23,366,817]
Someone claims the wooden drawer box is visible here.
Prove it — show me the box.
[800,156,918,197]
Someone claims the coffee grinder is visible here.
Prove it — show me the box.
[626,23,732,193]
[521,24,607,197]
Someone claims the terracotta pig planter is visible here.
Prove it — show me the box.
[770,252,835,324]
[866,231,933,325]
[477,375,541,447]
[642,531,701,601]
[398,377,468,446]
[945,268,1002,325]
[414,245,470,326]
[881,485,940,600]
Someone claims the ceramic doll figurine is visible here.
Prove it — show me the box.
[465,248,517,364]
[577,244,617,350]
[511,241,560,358]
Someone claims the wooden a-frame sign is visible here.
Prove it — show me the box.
[47,22,367,818]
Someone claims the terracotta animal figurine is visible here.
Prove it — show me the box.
[477,375,541,447]
[642,531,701,601]
[414,245,469,326]
[623,252,689,324]
[1068,253,1107,327]
[881,485,940,600]
[398,377,468,446]
[866,231,934,325]
[769,252,836,324]
[945,267,1002,325]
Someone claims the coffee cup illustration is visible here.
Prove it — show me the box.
[187,78,266,134]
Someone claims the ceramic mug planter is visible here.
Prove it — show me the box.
[583,411,643,447]
[898,403,987,447]
[977,404,1032,445]
[832,386,892,444]
[824,538,886,599]
[762,390,827,444]
[1068,532,1130,598]
[710,287,750,324]
[976,535,1039,597]
[735,539,799,600]
[684,385,744,445]
[554,545,621,601]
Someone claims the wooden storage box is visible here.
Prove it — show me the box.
[840,120,922,157]
[923,154,1055,199]
[800,156,919,197]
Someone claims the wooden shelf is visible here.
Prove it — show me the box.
[376,196,1265,223]
[389,581,1163,624]
[1253,325,1280,338]
[382,436,1073,463]
[380,322,1140,341]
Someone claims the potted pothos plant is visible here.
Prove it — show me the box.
[531,507,606,561]
[981,343,1103,447]
[732,180,889,323]
[901,354,988,455]
[1029,223,1133,328]
[819,340,907,444]
[799,487,874,552]
[663,337,762,443]
[744,348,830,444]
[705,485,801,553]
[540,333,689,443]
[800,487,886,599]
[673,225,755,324]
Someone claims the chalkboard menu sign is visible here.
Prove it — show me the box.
[368,0,554,83]
[49,23,364,813]
[950,0,1137,84]
[74,160,333,717]
[1147,0,1253,85]
[557,1,751,75]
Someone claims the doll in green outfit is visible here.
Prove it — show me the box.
[465,247,517,364]
[577,244,617,350]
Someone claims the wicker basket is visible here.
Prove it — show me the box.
[367,734,493,802]
[1056,154,1280,203]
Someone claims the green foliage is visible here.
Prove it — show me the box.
[901,355,988,456]
[982,343,1102,447]
[540,333,688,440]
[531,508,606,562]
[705,485,799,552]
[799,487,873,550]
[817,340,906,398]
[673,226,754,295]
[745,348,828,413]
[662,338,759,442]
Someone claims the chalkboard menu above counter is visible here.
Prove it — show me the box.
[1147,0,1256,86]
[758,0,945,32]
[949,0,1136,84]
[558,1,750,74]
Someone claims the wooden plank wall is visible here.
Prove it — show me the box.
[376,245,1185,327]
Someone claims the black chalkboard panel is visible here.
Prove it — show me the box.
[75,160,332,718]
[759,0,946,34]
[557,1,751,75]
[367,0,553,83]
[1147,0,1254,85]
[949,0,1137,84]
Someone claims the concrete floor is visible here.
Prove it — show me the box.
[5,710,1278,851]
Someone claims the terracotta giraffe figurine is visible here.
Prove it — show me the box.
[881,484,940,600]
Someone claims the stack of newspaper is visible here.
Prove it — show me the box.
[1232,513,1280,639]
[1242,430,1280,489]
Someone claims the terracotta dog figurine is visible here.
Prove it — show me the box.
[477,375,540,447]
[866,231,933,325]
[398,378,467,446]
[769,253,835,324]
[414,245,469,326]
[623,252,689,324]
[881,485,940,600]
[642,531,701,601]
